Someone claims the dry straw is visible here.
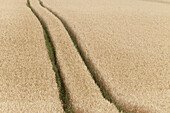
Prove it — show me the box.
[40,0,170,112]
[29,0,119,112]
[0,0,63,112]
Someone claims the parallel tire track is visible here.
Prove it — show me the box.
[39,1,131,113]
[27,0,74,112]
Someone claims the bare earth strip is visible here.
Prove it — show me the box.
[0,0,63,112]
[41,0,170,112]
[29,0,119,112]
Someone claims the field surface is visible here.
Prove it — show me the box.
[0,0,63,112]
[0,0,170,113]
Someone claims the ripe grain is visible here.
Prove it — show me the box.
[41,0,170,112]
[0,0,63,112]
[29,0,119,112]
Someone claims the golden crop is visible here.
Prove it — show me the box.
[29,0,119,112]
[41,0,170,112]
[1,0,169,112]
[0,0,63,112]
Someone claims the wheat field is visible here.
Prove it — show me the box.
[0,0,170,113]
[29,0,118,112]
[0,0,63,112]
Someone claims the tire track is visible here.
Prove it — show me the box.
[27,0,74,112]
[39,1,131,113]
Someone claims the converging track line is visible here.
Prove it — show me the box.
[39,1,132,113]
[27,0,74,112]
